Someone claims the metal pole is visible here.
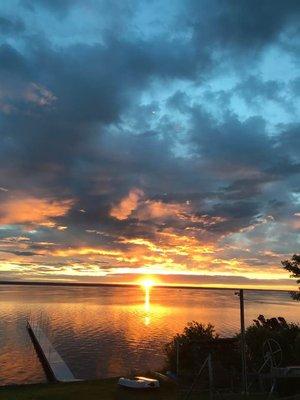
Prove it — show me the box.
[176,340,179,377]
[208,353,214,400]
[239,289,248,394]
[184,356,209,400]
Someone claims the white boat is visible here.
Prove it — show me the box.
[118,376,160,389]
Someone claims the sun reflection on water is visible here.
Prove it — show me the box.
[140,278,155,325]
[144,285,151,313]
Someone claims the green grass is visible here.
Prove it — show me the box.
[0,379,280,400]
[0,378,178,400]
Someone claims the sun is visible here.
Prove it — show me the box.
[140,278,155,289]
[138,276,157,289]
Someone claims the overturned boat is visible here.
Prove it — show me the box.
[118,376,160,389]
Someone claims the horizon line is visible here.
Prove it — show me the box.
[0,280,293,293]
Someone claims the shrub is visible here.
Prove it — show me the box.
[164,321,218,374]
[244,315,300,370]
[164,321,240,377]
[165,316,300,377]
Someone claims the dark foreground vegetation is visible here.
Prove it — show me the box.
[165,316,300,397]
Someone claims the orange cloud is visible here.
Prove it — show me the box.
[110,188,144,220]
[0,193,292,288]
[54,247,123,257]
[110,190,226,226]
[0,196,73,226]
[110,187,191,222]
[135,200,187,220]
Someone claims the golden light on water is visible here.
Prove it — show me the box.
[139,277,157,325]
[144,285,150,313]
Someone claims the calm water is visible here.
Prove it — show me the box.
[0,284,299,386]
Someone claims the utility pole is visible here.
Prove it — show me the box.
[208,353,214,400]
[176,340,179,376]
[239,289,248,394]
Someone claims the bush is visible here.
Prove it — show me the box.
[244,315,300,370]
[164,321,218,374]
[164,321,241,379]
[165,316,300,377]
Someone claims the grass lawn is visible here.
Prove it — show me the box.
[0,378,281,400]
[0,378,179,400]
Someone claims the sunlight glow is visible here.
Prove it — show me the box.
[140,278,155,289]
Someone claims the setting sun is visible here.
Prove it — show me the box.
[139,277,156,289]
[142,279,154,288]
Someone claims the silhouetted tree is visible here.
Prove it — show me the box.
[282,254,300,300]
[164,321,240,377]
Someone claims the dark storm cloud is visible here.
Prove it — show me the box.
[187,0,300,54]
[234,76,285,107]
[277,123,300,159]
[0,44,29,76]
[21,0,300,53]
[166,91,191,113]
[0,33,203,186]
[190,106,300,183]
[0,16,25,35]
[218,176,271,201]
[191,112,272,168]
[21,0,78,15]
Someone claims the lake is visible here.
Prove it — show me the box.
[0,284,298,386]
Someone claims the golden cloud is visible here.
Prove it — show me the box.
[110,188,144,220]
[0,196,73,226]
[110,187,191,222]
[135,200,187,221]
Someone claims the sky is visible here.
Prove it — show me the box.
[0,0,299,289]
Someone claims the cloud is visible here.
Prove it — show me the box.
[134,200,188,221]
[24,83,57,107]
[0,81,57,115]
[110,188,144,220]
[0,196,73,226]
[0,16,25,35]
[21,0,79,16]
[0,0,299,285]
[188,0,300,56]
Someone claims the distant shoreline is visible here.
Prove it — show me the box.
[0,280,291,292]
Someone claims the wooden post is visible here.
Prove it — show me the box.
[239,289,248,394]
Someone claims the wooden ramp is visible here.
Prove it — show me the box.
[27,320,79,383]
